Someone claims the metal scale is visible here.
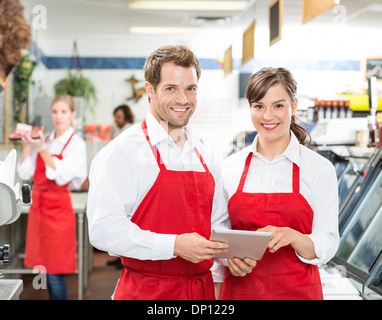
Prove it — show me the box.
[0,150,31,299]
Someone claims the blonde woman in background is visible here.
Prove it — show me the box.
[18,94,87,300]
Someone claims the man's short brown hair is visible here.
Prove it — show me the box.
[143,45,201,90]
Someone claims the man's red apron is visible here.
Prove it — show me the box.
[113,119,216,300]
[220,152,323,300]
[24,132,77,274]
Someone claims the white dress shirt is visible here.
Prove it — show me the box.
[17,127,87,190]
[113,123,132,138]
[87,112,230,263]
[222,132,339,266]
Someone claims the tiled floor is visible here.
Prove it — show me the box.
[19,250,121,300]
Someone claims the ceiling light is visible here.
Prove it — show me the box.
[129,1,248,11]
[366,3,382,13]
[129,26,202,34]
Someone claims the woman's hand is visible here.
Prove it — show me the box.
[257,226,297,253]
[227,257,257,277]
[22,130,46,151]
[21,130,55,169]
[257,225,317,260]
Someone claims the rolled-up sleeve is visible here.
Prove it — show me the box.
[17,152,37,181]
[297,164,339,265]
[87,144,176,260]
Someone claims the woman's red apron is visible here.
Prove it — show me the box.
[113,119,216,300]
[220,152,323,300]
[24,132,77,274]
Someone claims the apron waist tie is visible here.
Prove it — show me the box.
[124,266,211,300]
[187,274,209,300]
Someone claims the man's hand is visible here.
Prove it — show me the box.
[227,257,257,277]
[174,232,228,263]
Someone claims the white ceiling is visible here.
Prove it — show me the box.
[22,0,382,39]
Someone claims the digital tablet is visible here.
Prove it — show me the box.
[210,229,273,260]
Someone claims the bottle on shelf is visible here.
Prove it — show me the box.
[367,115,376,148]
[326,100,333,119]
[338,100,345,118]
[377,112,382,148]
[320,100,327,119]
[332,100,338,119]
[313,98,320,123]
[344,100,352,118]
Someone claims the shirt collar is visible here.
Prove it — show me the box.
[250,131,301,166]
[145,112,198,151]
[48,126,75,144]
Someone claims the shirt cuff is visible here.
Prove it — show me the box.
[211,259,227,283]
[17,156,34,180]
[151,233,177,260]
[295,234,324,265]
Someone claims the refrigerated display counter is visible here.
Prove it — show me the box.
[329,148,382,299]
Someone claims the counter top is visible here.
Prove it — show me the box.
[70,191,88,213]
[0,279,23,300]
[22,191,88,214]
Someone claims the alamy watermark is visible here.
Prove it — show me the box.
[32,265,47,290]
[333,5,347,26]
[32,5,47,30]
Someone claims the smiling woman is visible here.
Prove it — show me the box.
[249,85,296,160]
[219,67,339,300]
[247,68,311,151]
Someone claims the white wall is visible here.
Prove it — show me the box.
[26,2,382,160]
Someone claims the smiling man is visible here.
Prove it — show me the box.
[86,45,251,300]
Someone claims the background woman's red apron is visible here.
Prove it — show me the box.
[24,132,77,274]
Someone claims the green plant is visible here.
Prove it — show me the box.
[54,69,97,116]
[14,54,36,123]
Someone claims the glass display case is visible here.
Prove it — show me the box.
[337,169,382,257]
[337,148,381,230]
[314,146,372,206]
[366,254,382,296]
[330,148,382,298]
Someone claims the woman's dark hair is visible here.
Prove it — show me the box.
[113,104,135,123]
[245,67,311,145]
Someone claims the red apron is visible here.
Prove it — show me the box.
[220,152,323,300]
[113,119,216,300]
[24,132,77,274]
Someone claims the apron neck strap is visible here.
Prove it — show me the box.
[194,147,210,173]
[59,132,76,157]
[141,119,166,170]
[237,152,253,192]
[292,163,300,194]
